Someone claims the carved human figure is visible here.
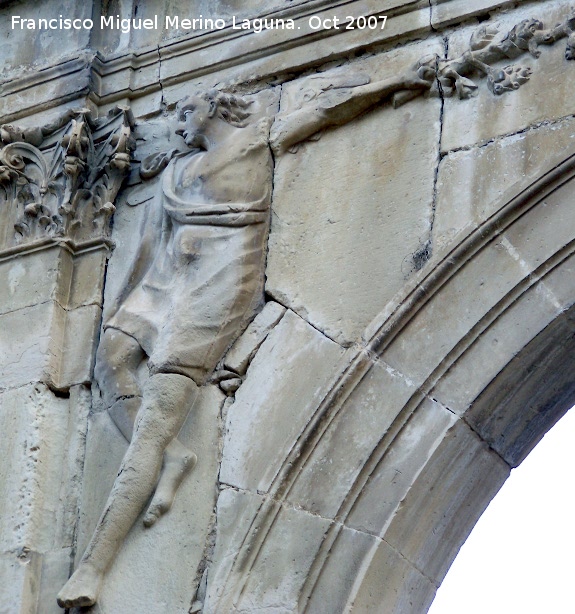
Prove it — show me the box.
[57,64,434,609]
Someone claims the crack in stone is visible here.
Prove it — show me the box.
[443,112,575,156]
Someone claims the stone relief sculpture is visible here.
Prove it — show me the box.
[56,64,437,608]
[53,11,575,608]
[433,15,575,99]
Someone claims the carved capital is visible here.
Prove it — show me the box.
[0,107,135,252]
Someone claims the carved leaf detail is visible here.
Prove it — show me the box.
[0,107,135,251]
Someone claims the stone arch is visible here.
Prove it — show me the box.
[208,147,575,612]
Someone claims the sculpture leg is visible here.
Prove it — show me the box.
[94,327,197,526]
[57,373,199,608]
[94,327,144,441]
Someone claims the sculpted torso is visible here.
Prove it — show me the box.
[174,122,271,205]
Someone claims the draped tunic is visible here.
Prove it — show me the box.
[106,123,272,384]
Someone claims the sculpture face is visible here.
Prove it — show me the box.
[176,96,215,148]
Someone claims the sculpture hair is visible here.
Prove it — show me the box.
[178,90,253,127]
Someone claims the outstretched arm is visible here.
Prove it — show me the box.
[270,58,436,155]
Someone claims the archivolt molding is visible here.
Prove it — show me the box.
[209,143,575,611]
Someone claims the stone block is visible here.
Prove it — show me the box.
[233,504,332,613]
[68,248,108,309]
[0,247,63,316]
[345,397,457,536]
[204,488,267,613]
[220,309,345,492]
[306,527,435,614]
[502,172,575,270]
[266,40,443,345]
[0,384,76,554]
[381,236,527,390]
[0,302,58,387]
[384,419,509,584]
[464,310,575,467]
[442,1,575,152]
[434,115,575,250]
[287,360,422,519]
[224,300,286,375]
[0,245,106,318]
[350,536,436,614]
[56,304,102,388]
[432,281,562,414]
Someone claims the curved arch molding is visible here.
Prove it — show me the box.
[208,147,575,613]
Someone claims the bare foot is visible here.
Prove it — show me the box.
[57,562,103,608]
[143,441,197,528]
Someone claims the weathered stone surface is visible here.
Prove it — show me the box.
[0,384,86,553]
[0,301,101,390]
[442,1,575,152]
[431,280,563,415]
[57,304,102,387]
[0,1,92,81]
[287,359,421,518]
[0,246,107,320]
[224,300,286,375]
[266,41,443,345]
[431,0,530,28]
[68,248,109,308]
[434,115,575,250]
[220,309,345,492]
[345,397,458,536]
[306,527,436,614]
[0,248,62,316]
[384,419,509,584]
[232,504,332,613]
[463,308,575,467]
[0,384,89,610]
[203,488,266,613]
[0,551,40,614]
[0,302,62,390]
[0,550,74,614]
[381,237,527,390]
[503,172,575,269]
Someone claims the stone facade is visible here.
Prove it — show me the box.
[1,1,575,612]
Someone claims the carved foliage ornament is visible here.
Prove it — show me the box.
[429,15,575,102]
[0,107,135,251]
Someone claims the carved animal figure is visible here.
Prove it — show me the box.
[470,18,546,59]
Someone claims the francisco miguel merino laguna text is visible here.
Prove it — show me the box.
[11,14,298,33]
[11,14,389,33]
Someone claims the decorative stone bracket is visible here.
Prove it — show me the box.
[0,107,135,252]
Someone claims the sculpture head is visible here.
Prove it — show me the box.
[176,91,253,147]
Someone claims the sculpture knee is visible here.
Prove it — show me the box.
[132,372,199,445]
[95,328,143,405]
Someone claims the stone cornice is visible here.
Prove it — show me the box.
[0,0,555,123]
[2,0,427,121]
[89,0,429,106]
